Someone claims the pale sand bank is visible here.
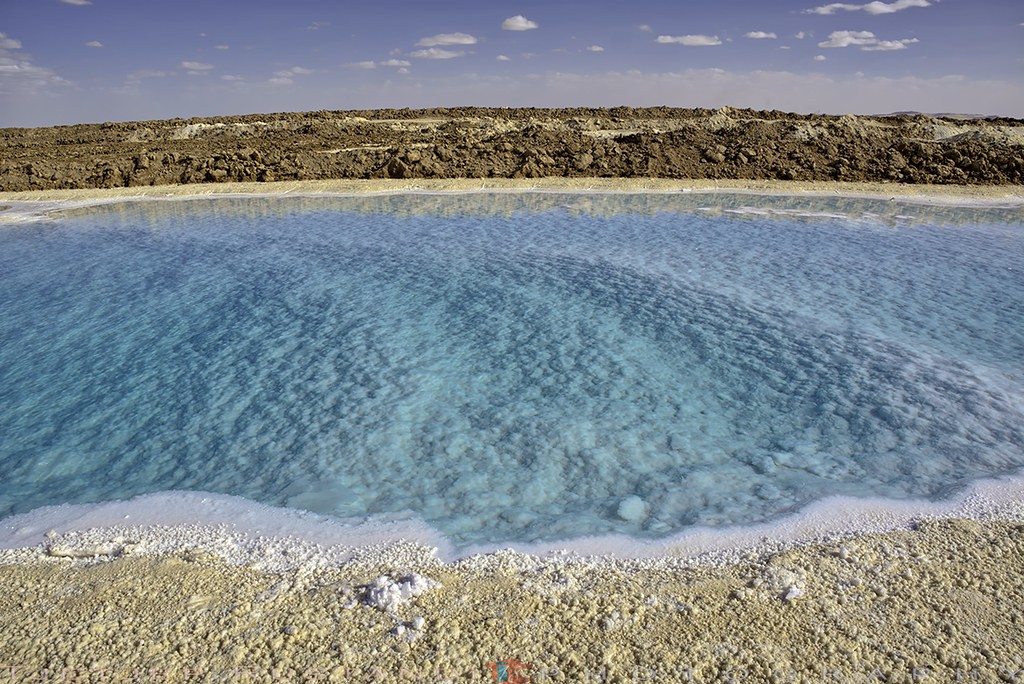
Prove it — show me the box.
[2,179,1023,680]
[2,177,1024,204]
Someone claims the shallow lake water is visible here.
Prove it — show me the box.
[1,193,1022,548]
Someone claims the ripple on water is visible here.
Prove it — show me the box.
[0,193,1022,548]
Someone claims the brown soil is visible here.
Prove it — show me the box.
[2,106,1023,191]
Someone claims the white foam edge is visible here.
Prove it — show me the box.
[2,471,1022,571]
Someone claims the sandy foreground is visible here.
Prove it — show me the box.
[2,180,1024,682]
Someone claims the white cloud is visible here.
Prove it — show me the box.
[745,31,777,39]
[398,67,410,74]
[814,54,827,61]
[502,15,539,31]
[497,54,511,61]
[408,48,465,59]
[215,44,229,50]
[863,38,918,51]
[656,35,722,46]
[349,60,410,69]
[221,74,244,82]
[85,40,103,48]
[60,0,92,5]
[638,24,653,33]
[818,30,876,47]
[273,67,314,77]
[795,32,807,40]
[417,32,477,47]
[181,61,214,71]
[805,0,929,15]
[0,36,71,94]
[818,30,917,50]
[268,77,293,86]
[586,45,604,52]
[307,21,329,31]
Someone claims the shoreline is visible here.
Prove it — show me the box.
[2,179,1021,228]
[3,177,1024,203]
[3,470,1024,569]
[2,180,1023,679]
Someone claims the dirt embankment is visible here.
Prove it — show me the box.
[2,106,1023,191]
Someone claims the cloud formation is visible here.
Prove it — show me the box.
[181,61,214,71]
[0,33,22,50]
[408,48,465,59]
[274,67,313,77]
[268,67,312,85]
[586,45,605,52]
[745,32,777,39]
[805,0,929,15]
[85,41,103,48]
[656,35,722,46]
[60,0,92,5]
[818,30,918,50]
[417,32,477,46]
[0,35,71,94]
[502,15,539,31]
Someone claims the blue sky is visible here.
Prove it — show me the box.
[1,0,1022,126]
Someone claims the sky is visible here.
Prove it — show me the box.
[1,0,1022,127]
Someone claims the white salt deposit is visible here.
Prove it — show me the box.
[617,495,648,523]
[363,574,440,612]
[1,471,1023,571]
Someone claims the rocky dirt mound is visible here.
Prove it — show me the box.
[2,107,1022,191]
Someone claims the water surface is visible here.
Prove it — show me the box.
[1,193,1022,547]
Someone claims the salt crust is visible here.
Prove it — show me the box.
[1,472,1022,573]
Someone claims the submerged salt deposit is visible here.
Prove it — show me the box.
[0,190,1022,556]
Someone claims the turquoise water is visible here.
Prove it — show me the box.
[1,193,1022,547]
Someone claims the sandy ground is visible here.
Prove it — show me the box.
[2,180,1024,682]
[2,518,1023,682]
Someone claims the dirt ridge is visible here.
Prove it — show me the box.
[3,106,1023,191]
